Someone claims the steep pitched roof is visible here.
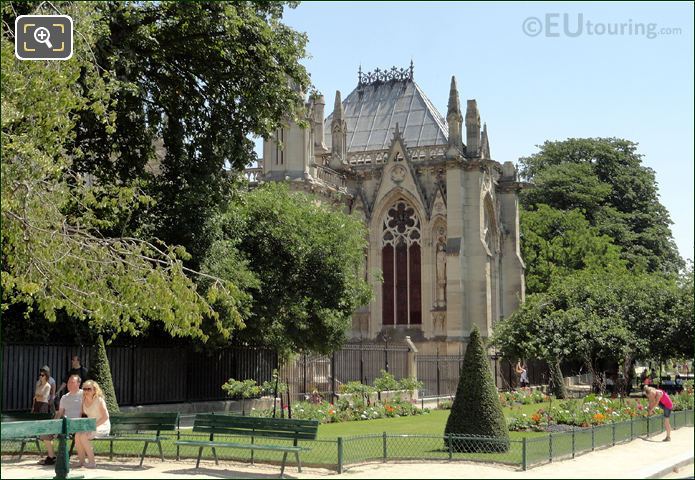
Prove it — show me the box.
[325,80,448,153]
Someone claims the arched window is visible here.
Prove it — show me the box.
[382,200,421,326]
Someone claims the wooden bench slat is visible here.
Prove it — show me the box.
[92,436,158,442]
[192,426,317,440]
[112,423,175,432]
[112,413,178,419]
[175,440,304,452]
[198,414,318,428]
[65,418,96,435]
[1,419,65,439]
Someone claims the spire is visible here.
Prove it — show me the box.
[330,90,347,169]
[480,122,490,159]
[446,76,463,159]
[333,90,344,120]
[312,93,327,153]
[465,99,481,157]
[447,76,461,119]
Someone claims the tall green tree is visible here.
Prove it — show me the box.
[519,138,683,274]
[2,2,242,344]
[521,205,624,294]
[205,183,373,355]
[494,268,690,394]
[69,1,311,268]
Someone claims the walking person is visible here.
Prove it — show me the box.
[40,366,57,414]
[516,360,529,388]
[74,380,110,468]
[32,369,51,414]
[644,385,673,441]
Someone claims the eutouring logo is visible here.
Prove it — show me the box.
[522,13,682,39]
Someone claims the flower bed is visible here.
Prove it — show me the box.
[250,397,429,424]
[498,389,549,407]
[508,388,694,432]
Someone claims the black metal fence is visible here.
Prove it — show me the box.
[417,355,550,398]
[280,343,410,402]
[2,342,411,411]
[2,341,550,411]
[1,343,277,411]
[416,354,463,398]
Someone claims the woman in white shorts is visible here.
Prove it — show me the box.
[75,380,111,468]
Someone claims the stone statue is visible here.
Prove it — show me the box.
[436,242,446,305]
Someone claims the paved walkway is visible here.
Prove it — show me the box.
[2,427,693,479]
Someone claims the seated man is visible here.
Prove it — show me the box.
[39,374,83,466]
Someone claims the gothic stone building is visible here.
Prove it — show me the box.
[256,65,526,355]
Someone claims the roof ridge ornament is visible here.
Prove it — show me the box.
[358,63,414,87]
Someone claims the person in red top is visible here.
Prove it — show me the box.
[644,385,673,441]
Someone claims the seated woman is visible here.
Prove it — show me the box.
[74,380,111,468]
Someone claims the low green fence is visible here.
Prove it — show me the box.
[521,409,693,470]
[2,409,692,472]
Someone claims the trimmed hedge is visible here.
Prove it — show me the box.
[89,335,120,413]
[444,326,509,452]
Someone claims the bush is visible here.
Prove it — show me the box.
[260,369,287,396]
[398,376,424,394]
[373,370,400,393]
[444,326,509,452]
[221,378,261,415]
[221,379,261,399]
[89,335,120,414]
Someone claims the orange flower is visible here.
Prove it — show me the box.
[531,413,542,423]
[593,413,605,423]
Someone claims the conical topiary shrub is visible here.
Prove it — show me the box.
[444,326,509,452]
[89,335,120,414]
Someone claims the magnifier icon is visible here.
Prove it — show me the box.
[33,27,53,49]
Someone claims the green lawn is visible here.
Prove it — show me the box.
[317,404,550,439]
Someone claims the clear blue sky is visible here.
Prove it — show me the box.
[274,1,694,262]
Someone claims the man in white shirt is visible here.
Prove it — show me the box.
[40,374,83,466]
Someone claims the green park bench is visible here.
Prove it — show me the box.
[175,414,319,478]
[90,412,179,466]
[0,416,95,479]
[1,412,54,460]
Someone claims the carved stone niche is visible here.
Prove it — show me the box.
[432,311,447,337]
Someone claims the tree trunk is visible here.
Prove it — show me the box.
[619,356,636,396]
[548,359,568,399]
[585,356,604,394]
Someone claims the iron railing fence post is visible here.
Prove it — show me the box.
[522,437,527,470]
[337,437,344,474]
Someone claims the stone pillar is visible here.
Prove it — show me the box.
[405,336,419,400]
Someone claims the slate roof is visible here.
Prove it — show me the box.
[324,80,448,153]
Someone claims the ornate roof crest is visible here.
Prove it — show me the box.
[358,61,414,87]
